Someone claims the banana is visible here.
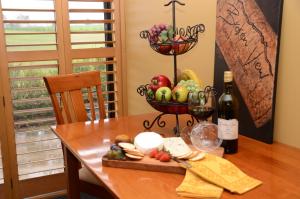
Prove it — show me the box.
[178,69,203,88]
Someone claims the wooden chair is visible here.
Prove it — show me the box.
[43,71,113,199]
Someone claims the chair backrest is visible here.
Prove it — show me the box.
[43,71,106,124]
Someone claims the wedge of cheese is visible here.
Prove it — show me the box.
[163,137,192,157]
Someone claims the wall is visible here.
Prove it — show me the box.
[124,0,300,149]
[274,0,300,148]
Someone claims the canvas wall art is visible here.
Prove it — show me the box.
[213,0,284,143]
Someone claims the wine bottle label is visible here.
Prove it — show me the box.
[218,118,238,140]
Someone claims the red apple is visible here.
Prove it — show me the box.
[172,85,189,103]
[149,75,171,92]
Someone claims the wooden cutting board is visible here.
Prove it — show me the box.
[102,147,224,174]
[102,155,186,174]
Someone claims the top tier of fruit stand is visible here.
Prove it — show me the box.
[139,0,205,85]
[140,24,205,56]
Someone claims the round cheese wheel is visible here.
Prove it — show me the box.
[134,132,164,154]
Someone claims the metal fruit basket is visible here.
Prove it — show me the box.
[137,85,199,136]
[137,84,188,114]
[140,24,205,56]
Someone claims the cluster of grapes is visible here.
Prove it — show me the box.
[149,24,167,39]
[177,80,201,93]
[148,24,173,43]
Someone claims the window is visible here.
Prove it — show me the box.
[69,0,118,118]
[2,0,62,185]
[0,0,123,197]
[10,60,63,180]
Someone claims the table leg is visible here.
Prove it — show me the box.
[64,146,80,199]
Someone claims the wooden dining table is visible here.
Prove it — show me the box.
[51,113,300,199]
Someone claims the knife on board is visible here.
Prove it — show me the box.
[172,156,192,169]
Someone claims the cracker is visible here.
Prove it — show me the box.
[189,152,205,161]
[124,149,144,157]
[125,153,143,160]
[186,151,199,160]
[118,142,135,150]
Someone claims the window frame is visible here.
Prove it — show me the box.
[0,0,125,197]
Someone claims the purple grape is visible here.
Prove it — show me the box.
[148,24,171,43]
[159,24,166,30]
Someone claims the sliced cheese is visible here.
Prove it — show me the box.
[163,137,192,157]
[134,132,164,154]
[189,152,206,161]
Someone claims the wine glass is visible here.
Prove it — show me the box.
[181,86,216,143]
[187,86,216,121]
[182,86,222,152]
[190,122,222,152]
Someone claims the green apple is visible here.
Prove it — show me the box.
[172,85,189,103]
[155,87,172,102]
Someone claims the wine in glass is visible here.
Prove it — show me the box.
[188,86,216,121]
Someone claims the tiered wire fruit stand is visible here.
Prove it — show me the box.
[137,0,205,136]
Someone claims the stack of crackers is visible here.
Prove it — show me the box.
[118,142,144,160]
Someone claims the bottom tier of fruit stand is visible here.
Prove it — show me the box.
[137,85,200,136]
[144,112,199,136]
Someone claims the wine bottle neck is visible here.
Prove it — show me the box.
[224,81,233,93]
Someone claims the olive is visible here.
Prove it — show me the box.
[111,144,122,151]
[106,150,116,159]
[115,150,125,159]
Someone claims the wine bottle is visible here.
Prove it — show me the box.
[218,71,239,154]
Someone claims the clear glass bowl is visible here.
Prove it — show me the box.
[190,122,222,152]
